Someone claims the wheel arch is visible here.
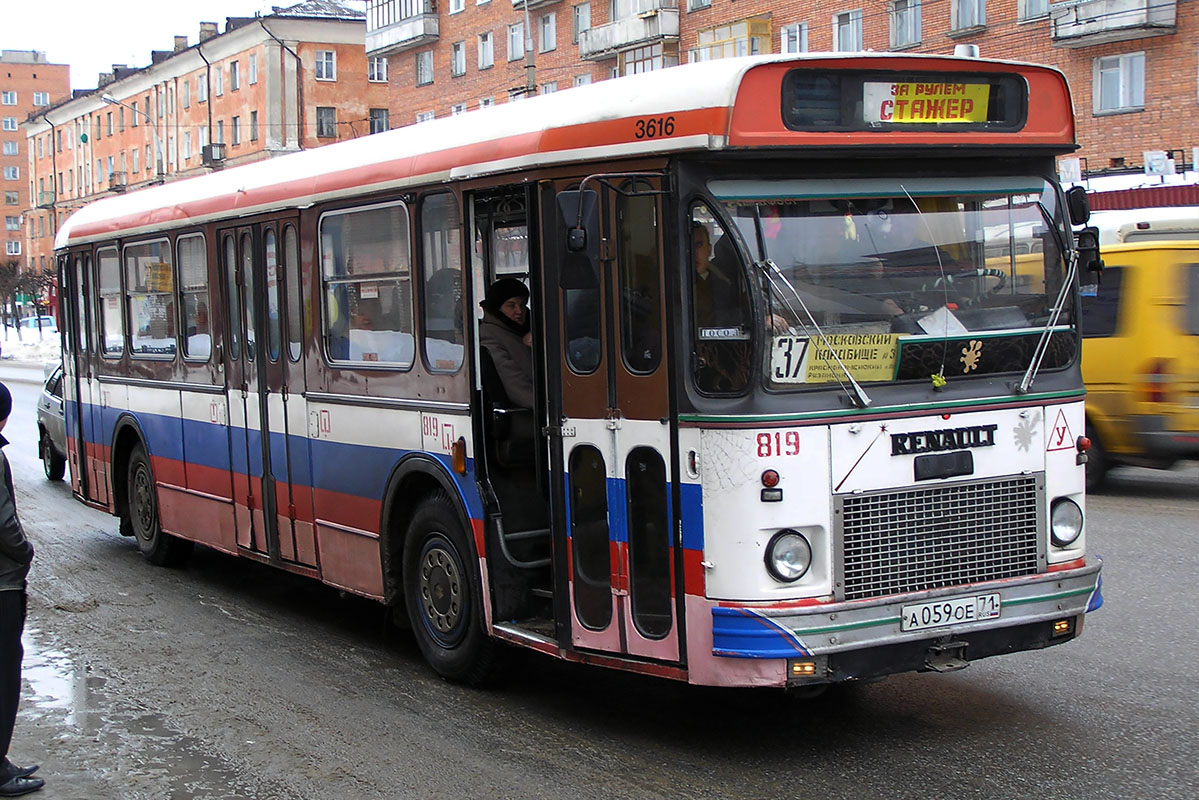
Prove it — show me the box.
[378,454,478,608]
[110,413,150,521]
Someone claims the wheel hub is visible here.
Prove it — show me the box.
[419,544,462,637]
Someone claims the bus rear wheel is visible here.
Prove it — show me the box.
[403,493,496,685]
[124,444,192,567]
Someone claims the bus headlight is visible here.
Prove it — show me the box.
[1050,498,1084,548]
[765,530,812,582]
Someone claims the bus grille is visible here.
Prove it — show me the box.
[838,476,1042,602]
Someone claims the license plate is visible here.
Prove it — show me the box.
[900,593,1001,632]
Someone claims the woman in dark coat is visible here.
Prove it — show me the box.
[478,278,535,409]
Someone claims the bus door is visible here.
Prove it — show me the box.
[220,218,313,566]
[542,176,680,663]
[64,253,97,501]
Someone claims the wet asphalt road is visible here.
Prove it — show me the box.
[1,368,1196,799]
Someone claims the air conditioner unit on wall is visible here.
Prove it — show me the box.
[202,143,226,168]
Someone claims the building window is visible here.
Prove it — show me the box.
[214,67,224,96]
[541,81,558,94]
[1,142,14,156]
[198,74,208,102]
[1018,0,1048,19]
[3,167,17,181]
[1095,52,1145,114]
[480,97,495,108]
[184,132,192,159]
[540,14,557,52]
[132,147,140,174]
[315,50,337,81]
[231,61,241,90]
[479,32,494,69]
[107,112,114,136]
[369,56,388,82]
[183,81,190,109]
[508,22,525,62]
[250,54,259,84]
[33,92,50,106]
[450,0,464,11]
[451,42,466,76]
[0,92,14,106]
[891,0,921,48]
[447,103,465,115]
[573,3,591,43]
[781,23,807,53]
[5,242,19,256]
[316,107,337,138]
[232,116,241,145]
[3,193,16,205]
[416,111,435,123]
[690,16,772,62]
[574,73,592,87]
[952,0,985,30]
[250,110,258,142]
[4,217,17,231]
[0,118,14,132]
[416,51,434,85]
[834,10,863,51]
[216,120,225,144]
[370,108,390,134]
[621,42,678,75]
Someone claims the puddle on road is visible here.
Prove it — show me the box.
[20,628,258,800]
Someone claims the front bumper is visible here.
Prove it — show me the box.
[712,558,1102,683]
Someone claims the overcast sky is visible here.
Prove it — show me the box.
[1,1,365,91]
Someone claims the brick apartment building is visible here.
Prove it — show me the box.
[22,0,390,275]
[366,0,1198,182]
[1,50,70,275]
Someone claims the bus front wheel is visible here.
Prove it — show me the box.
[124,444,193,567]
[403,493,496,685]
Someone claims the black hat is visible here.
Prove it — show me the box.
[0,382,10,422]
[481,278,529,316]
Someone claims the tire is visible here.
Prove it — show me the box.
[403,492,497,685]
[40,431,65,482]
[1085,424,1108,494]
[124,444,193,567]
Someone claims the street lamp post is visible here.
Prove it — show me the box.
[101,94,164,181]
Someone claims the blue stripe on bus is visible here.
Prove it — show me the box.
[711,607,813,659]
[66,399,485,520]
[679,483,703,551]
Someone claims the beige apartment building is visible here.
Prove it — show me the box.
[23,0,390,274]
[365,0,1198,183]
[2,50,70,275]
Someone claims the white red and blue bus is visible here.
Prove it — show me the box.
[55,53,1103,688]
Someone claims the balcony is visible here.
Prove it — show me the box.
[366,2,439,57]
[1050,0,1176,48]
[511,0,560,9]
[579,0,679,61]
[109,171,128,193]
[36,191,55,208]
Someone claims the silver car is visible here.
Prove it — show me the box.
[36,363,67,481]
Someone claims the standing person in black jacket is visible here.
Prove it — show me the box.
[0,383,44,797]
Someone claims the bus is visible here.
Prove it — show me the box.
[55,53,1103,689]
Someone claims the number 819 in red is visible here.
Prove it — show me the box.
[756,431,800,457]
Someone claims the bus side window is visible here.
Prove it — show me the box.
[689,203,751,394]
[421,192,465,373]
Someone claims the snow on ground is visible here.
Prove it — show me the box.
[1,324,62,365]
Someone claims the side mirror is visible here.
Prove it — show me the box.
[556,189,600,290]
[1075,226,1103,278]
[1065,186,1091,226]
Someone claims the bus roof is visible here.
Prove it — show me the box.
[56,52,1074,249]
[1090,206,1199,245]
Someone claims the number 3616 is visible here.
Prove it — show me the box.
[634,116,675,139]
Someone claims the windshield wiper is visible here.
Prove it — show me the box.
[1016,202,1076,394]
[757,259,873,409]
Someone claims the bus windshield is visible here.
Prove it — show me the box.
[709,177,1072,390]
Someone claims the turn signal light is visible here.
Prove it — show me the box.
[790,660,817,677]
[1076,436,1091,452]
[761,470,780,488]
[1052,619,1073,637]
[451,437,467,475]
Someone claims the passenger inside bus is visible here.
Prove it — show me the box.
[478,278,534,409]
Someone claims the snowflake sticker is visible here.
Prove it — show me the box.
[960,340,983,373]
[1013,416,1038,452]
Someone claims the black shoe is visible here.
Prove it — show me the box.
[0,776,43,797]
[0,762,36,782]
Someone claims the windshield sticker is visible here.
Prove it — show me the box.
[772,333,900,384]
